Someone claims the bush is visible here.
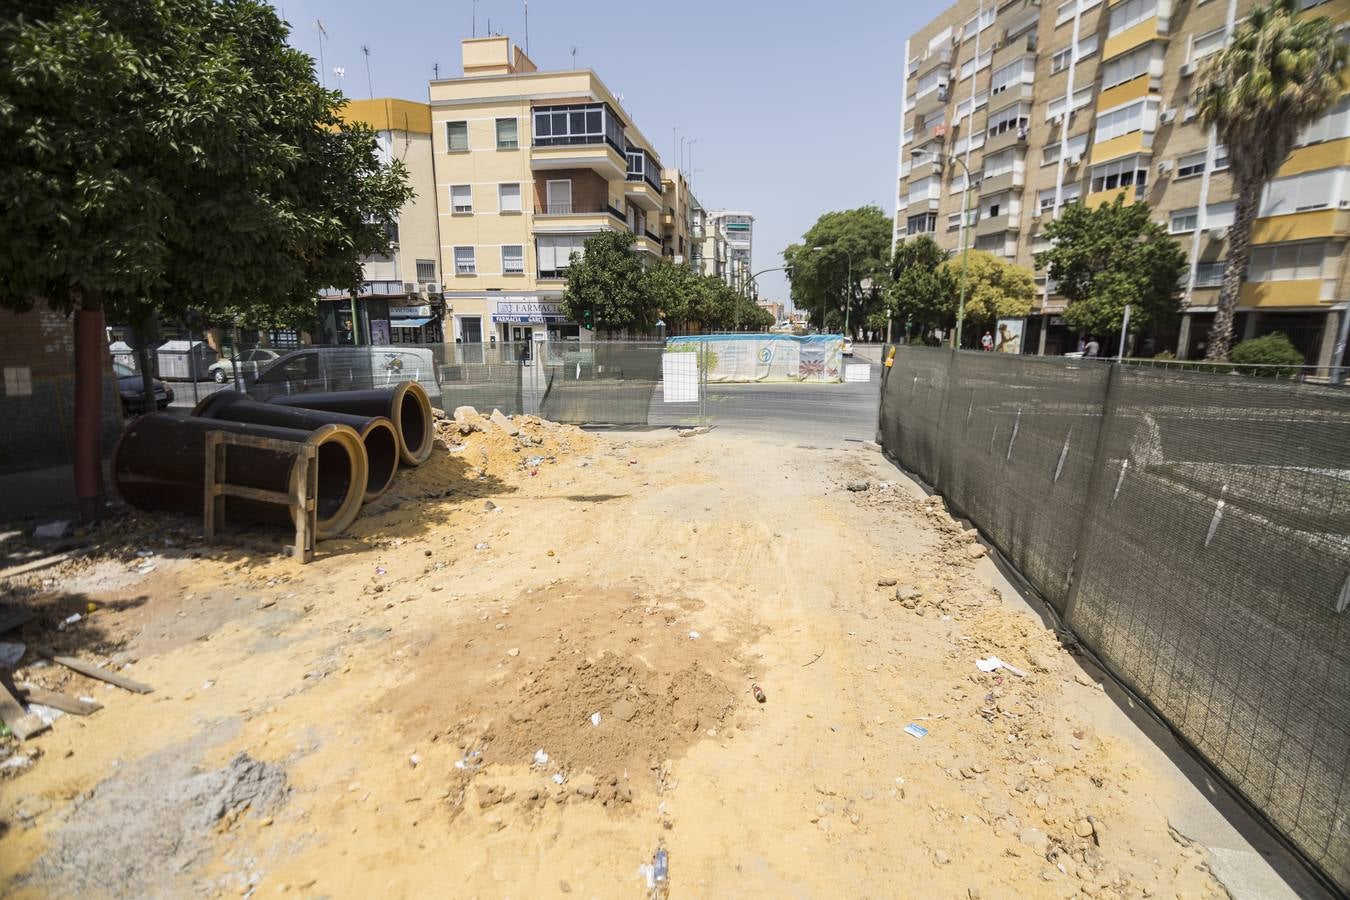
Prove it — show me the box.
[1230,332,1306,378]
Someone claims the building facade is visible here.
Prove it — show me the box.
[428,36,670,352]
[325,98,444,346]
[894,0,1349,365]
[660,168,701,267]
[709,211,755,293]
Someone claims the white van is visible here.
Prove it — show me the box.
[249,347,442,405]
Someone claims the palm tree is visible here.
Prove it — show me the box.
[1193,0,1347,361]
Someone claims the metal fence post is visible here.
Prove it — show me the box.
[931,347,958,495]
[1060,360,1120,626]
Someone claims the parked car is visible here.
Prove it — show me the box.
[112,362,174,415]
[250,346,442,405]
[207,348,282,384]
[843,337,854,357]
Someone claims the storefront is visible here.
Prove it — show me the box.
[490,298,582,361]
[388,302,445,344]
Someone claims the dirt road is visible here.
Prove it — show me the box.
[1,418,1236,897]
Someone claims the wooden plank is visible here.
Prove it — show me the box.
[0,679,49,740]
[15,684,102,715]
[219,484,293,506]
[35,649,154,694]
[0,554,71,582]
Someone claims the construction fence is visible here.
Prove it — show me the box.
[878,345,1350,894]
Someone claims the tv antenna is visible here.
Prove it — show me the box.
[315,19,329,88]
[361,45,373,99]
[570,46,578,69]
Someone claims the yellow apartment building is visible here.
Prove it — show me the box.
[660,168,699,266]
[326,98,443,345]
[428,36,670,353]
[894,0,1349,367]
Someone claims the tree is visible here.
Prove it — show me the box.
[1194,0,1347,360]
[560,231,654,332]
[938,250,1035,331]
[1036,198,1187,342]
[1230,332,1306,377]
[783,206,892,335]
[0,0,410,517]
[646,259,698,331]
[883,236,955,341]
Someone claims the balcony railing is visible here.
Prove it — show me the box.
[533,103,626,155]
[625,148,664,193]
[537,202,626,219]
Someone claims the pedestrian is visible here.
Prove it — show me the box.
[981,331,994,352]
[1084,336,1100,357]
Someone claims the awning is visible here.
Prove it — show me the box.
[390,317,433,328]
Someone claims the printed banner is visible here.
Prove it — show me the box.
[665,334,844,383]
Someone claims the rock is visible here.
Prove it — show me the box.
[894,585,922,605]
[453,406,479,424]
[877,577,898,587]
[1075,819,1095,839]
[1014,780,1030,793]
[257,598,276,610]
[934,849,951,865]
[611,699,637,722]
[33,520,71,539]
[431,407,446,419]
[571,775,598,799]
[862,440,882,452]
[1019,827,1050,855]
[846,481,870,492]
[458,423,473,435]
[1034,793,1050,809]
[490,409,519,436]
[484,500,498,511]
[1081,846,1102,868]
[559,881,572,893]
[965,543,987,559]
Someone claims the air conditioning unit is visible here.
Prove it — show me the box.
[1157,159,1174,176]
[1182,105,1198,122]
[1066,154,1082,167]
[402,282,417,295]
[1160,107,1177,124]
[1210,226,1229,240]
[1180,61,1196,77]
[1031,210,1042,221]
[423,282,442,294]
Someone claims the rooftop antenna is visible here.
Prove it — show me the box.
[433,61,440,79]
[570,46,578,69]
[361,45,373,99]
[315,19,329,88]
[524,1,529,55]
[472,0,478,37]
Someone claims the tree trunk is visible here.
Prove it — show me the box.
[72,290,106,521]
[1206,178,1260,361]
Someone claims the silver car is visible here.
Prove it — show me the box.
[250,346,442,405]
[208,348,281,384]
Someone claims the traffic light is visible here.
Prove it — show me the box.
[582,305,594,330]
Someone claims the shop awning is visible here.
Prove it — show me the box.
[390,317,433,328]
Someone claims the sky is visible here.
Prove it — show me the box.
[271,0,951,305]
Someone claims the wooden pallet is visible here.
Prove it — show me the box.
[204,431,317,563]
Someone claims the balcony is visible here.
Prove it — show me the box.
[985,122,1029,155]
[624,148,664,211]
[979,169,1024,195]
[991,31,1037,70]
[987,82,1035,116]
[636,231,663,255]
[917,47,953,77]
[975,212,1020,237]
[531,103,627,179]
[534,201,627,221]
[914,85,950,119]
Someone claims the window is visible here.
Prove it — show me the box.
[1214,145,1229,169]
[545,179,572,214]
[1039,187,1059,212]
[983,149,1015,179]
[453,246,476,275]
[1089,155,1148,193]
[1044,132,1088,165]
[1051,46,1072,74]
[1189,27,1226,62]
[1094,98,1155,142]
[450,184,472,214]
[1046,87,1093,121]
[532,103,624,151]
[954,131,986,154]
[1078,33,1100,60]
[1206,201,1236,229]
[495,118,519,149]
[415,259,436,282]
[915,68,947,98]
[1248,242,1326,282]
[907,175,940,206]
[535,234,589,278]
[1170,207,1198,233]
[1176,151,1206,179]
[947,210,975,229]
[1055,0,1101,25]
[1295,96,1350,146]
[499,183,521,213]
[1100,44,1152,89]
[1194,261,1226,287]
[1108,0,1156,37]
[960,56,976,80]
[988,103,1031,138]
[501,245,525,274]
[991,59,1031,95]
[1261,168,1346,215]
[907,212,938,235]
[446,120,469,151]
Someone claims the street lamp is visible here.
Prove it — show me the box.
[912,148,972,349]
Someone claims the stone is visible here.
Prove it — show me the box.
[1075,819,1095,838]
[571,775,598,799]
[490,409,518,436]
[895,585,922,604]
[877,577,898,587]
[1034,793,1050,809]
[453,406,479,424]
[257,598,276,610]
[965,543,987,559]
[1019,827,1050,855]
[934,849,951,865]
[846,481,870,492]
[612,699,637,722]
[484,500,498,511]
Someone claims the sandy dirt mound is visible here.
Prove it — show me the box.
[382,586,744,810]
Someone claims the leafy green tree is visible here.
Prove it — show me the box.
[1036,198,1187,341]
[560,231,654,332]
[1194,0,1347,360]
[883,236,955,341]
[0,0,411,516]
[938,250,1035,331]
[1230,332,1306,377]
[783,206,892,335]
[646,259,698,331]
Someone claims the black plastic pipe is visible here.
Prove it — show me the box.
[268,381,434,467]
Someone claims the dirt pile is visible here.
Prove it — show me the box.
[28,747,288,897]
[381,585,743,811]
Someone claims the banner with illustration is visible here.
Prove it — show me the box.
[665,334,844,383]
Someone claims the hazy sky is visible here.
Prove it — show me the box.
[273,0,951,304]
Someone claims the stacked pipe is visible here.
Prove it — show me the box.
[112,381,435,544]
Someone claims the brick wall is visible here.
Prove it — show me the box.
[533,169,611,213]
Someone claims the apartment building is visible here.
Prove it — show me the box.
[894,0,1349,365]
[428,36,669,350]
[692,204,726,281]
[660,168,700,266]
[322,98,443,345]
[708,211,755,293]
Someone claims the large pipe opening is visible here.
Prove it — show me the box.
[359,420,399,501]
[393,382,434,466]
[268,381,433,468]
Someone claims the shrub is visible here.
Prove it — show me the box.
[1230,332,1305,378]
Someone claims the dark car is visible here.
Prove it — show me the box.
[113,361,174,415]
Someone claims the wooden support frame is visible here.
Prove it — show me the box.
[204,431,318,563]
